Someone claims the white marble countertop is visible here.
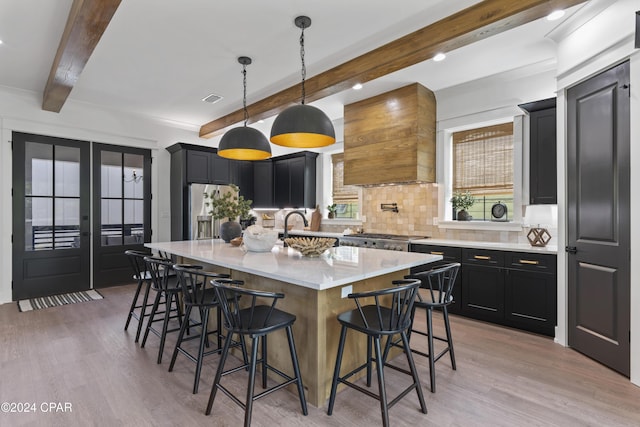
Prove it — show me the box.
[146,239,441,290]
[409,238,558,254]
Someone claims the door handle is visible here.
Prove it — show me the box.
[430,251,444,255]
[565,246,577,254]
[474,255,491,260]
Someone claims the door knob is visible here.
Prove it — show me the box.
[565,246,577,254]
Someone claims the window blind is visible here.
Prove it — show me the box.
[331,153,359,202]
[453,122,513,195]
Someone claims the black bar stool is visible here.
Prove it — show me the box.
[205,279,307,427]
[169,264,243,394]
[327,279,427,427]
[124,250,153,342]
[141,256,183,364]
[396,262,461,393]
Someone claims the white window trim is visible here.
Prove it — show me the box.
[437,106,525,230]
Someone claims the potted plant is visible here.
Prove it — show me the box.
[205,185,253,242]
[327,203,338,219]
[450,191,475,221]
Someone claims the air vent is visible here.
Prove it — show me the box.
[202,93,223,104]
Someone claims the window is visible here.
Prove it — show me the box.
[453,122,514,220]
[331,153,360,219]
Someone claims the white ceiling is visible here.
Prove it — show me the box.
[0,0,584,139]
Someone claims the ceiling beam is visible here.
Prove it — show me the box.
[42,0,122,113]
[199,0,586,139]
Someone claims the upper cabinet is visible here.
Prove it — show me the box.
[343,83,436,185]
[519,98,557,204]
[273,152,318,208]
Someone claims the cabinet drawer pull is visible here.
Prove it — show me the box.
[430,251,444,255]
[519,259,540,265]
[473,255,491,260]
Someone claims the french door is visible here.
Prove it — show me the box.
[12,132,91,300]
[92,143,151,287]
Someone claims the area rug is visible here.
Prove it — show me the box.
[17,290,103,312]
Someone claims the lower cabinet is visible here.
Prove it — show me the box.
[410,244,557,336]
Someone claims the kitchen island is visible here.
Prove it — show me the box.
[145,239,441,406]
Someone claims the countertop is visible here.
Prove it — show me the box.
[146,239,441,291]
[409,238,558,254]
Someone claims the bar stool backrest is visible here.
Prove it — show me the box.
[172,264,229,306]
[212,279,285,335]
[125,249,151,281]
[143,256,174,292]
[412,263,461,306]
[349,279,420,334]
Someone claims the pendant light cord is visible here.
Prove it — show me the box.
[242,62,249,126]
[299,25,306,105]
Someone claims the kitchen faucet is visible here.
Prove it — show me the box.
[283,211,309,246]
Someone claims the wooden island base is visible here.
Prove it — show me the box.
[182,257,407,407]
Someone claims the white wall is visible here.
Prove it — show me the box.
[0,86,208,303]
[552,0,639,385]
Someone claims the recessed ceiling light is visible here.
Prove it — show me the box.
[433,52,446,62]
[546,10,565,21]
[352,83,363,90]
[0,40,4,45]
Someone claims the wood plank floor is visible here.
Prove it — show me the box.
[1,283,639,426]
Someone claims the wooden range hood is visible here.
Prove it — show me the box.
[343,83,436,186]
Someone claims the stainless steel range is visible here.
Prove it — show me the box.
[339,233,429,252]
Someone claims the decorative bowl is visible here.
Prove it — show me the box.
[242,225,278,252]
[284,237,336,257]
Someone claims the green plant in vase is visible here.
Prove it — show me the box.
[450,191,475,221]
[327,203,337,219]
[204,184,253,242]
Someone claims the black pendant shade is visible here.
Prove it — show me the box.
[270,16,335,149]
[270,104,335,148]
[218,126,272,160]
[218,56,272,160]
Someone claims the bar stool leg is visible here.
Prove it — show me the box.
[244,336,260,427]
[426,306,436,392]
[206,329,234,416]
[124,277,144,331]
[366,335,372,387]
[400,330,428,414]
[373,336,390,427]
[285,325,308,415]
[192,307,211,394]
[443,306,457,370]
[327,325,348,415]
[134,280,152,343]
[168,304,192,372]
[141,291,162,348]
[261,334,268,388]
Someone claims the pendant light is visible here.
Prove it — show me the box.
[270,16,335,148]
[218,56,272,160]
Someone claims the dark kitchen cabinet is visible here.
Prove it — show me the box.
[504,252,557,336]
[409,244,462,313]
[519,98,557,204]
[230,160,254,202]
[410,243,557,337]
[167,142,236,241]
[272,151,317,208]
[252,161,273,208]
[460,249,505,322]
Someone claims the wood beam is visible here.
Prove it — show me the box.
[199,0,587,138]
[42,0,122,113]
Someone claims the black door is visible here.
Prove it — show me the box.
[93,144,152,287]
[567,61,630,376]
[12,132,91,299]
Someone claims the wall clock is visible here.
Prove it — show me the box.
[491,202,508,221]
